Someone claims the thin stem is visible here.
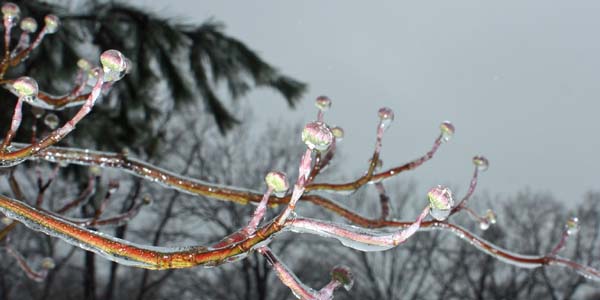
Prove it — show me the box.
[1,97,24,152]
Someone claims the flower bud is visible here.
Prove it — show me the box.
[44,15,60,34]
[20,17,37,33]
[301,121,333,152]
[13,76,38,98]
[427,185,454,221]
[265,171,289,193]
[473,155,489,172]
[331,266,354,291]
[315,95,331,111]
[440,121,455,142]
[566,217,579,236]
[41,257,55,269]
[2,3,20,21]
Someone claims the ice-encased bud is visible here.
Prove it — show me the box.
[2,3,20,21]
[77,58,92,70]
[20,17,37,33]
[485,209,496,225]
[1,217,12,225]
[265,171,289,193]
[142,194,153,205]
[377,107,394,130]
[427,185,454,221]
[43,113,59,129]
[473,155,489,172]
[41,257,55,269]
[301,121,333,152]
[331,266,354,291]
[440,121,455,142]
[43,15,60,34]
[331,126,344,141]
[566,217,579,236]
[13,76,38,98]
[100,49,128,82]
[315,95,331,111]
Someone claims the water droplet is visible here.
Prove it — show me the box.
[20,17,37,33]
[41,257,55,269]
[440,121,455,142]
[265,171,289,193]
[377,107,394,130]
[2,3,20,22]
[100,49,128,82]
[13,76,38,99]
[142,194,153,205]
[31,106,44,119]
[43,113,59,129]
[479,221,490,231]
[301,121,333,152]
[427,185,454,221]
[58,160,69,167]
[331,126,344,141]
[472,155,489,172]
[315,95,331,111]
[331,266,354,291]
[566,217,579,235]
[44,15,60,34]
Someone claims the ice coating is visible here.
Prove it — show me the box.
[302,121,333,152]
[2,2,20,20]
[315,95,332,111]
[12,76,39,98]
[472,155,489,172]
[20,17,37,33]
[427,185,454,221]
[43,15,60,34]
[0,194,280,270]
[265,171,289,193]
[100,49,128,82]
[440,121,455,142]
[377,107,394,130]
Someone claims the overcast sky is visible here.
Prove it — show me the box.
[132,0,599,204]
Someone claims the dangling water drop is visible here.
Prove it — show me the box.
[473,155,489,172]
[44,113,59,129]
[100,49,128,82]
[12,76,38,101]
[301,121,333,152]
[427,185,454,221]
[31,106,44,119]
[19,17,37,33]
[331,126,344,141]
[440,121,455,142]
[331,266,354,291]
[315,95,331,111]
[43,15,60,34]
[566,217,579,236]
[479,221,490,231]
[2,3,20,23]
[377,107,394,130]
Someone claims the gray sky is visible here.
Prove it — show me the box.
[134,0,599,203]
